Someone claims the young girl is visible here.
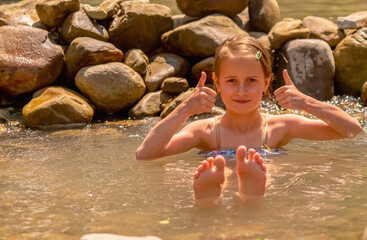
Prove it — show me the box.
[136,36,362,207]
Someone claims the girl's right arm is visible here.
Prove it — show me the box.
[136,72,217,160]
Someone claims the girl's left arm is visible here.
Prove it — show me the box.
[274,70,362,140]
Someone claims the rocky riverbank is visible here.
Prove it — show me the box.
[0,0,366,129]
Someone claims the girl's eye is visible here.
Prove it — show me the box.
[227,79,235,83]
[249,78,257,83]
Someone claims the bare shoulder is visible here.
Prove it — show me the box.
[180,117,216,133]
[268,114,311,126]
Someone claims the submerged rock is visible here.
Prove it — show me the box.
[249,0,281,33]
[35,0,80,27]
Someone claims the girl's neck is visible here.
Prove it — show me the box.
[222,108,264,133]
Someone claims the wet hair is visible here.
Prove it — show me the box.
[214,36,273,97]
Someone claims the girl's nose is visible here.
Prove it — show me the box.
[237,82,247,95]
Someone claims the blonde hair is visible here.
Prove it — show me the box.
[214,36,273,97]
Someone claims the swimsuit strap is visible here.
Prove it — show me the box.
[215,116,222,150]
[262,114,271,150]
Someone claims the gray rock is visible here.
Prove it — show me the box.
[362,81,367,106]
[334,28,367,96]
[36,0,80,27]
[162,14,249,58]
[144,53,190,92]
[123,49,149,75]
[80,233,162,240]
[75,62,146,113]
[276,39,335,101]
[191,57,215,85]
[0,25,64,96]
[161,88,194,118]
[337,11,367,29]
[249,0,281,33]
[161,77,190,93]
[60,10,109,44]
[129,90,173,118]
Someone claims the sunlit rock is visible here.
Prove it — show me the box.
[109,1,173,53]
[80,233,162,240]
[337,11,367,29]
[35,0,80,27]
[161,77,190,94]
[248,32,271,54]
[99,0,123,19]
[60,10,109,43]
[176,0,248,18]
[123,49,149,75]
[0,18,12,27]
[161,14,248,58]
[75,62,146,113]
[190,56,215,85]
[22,87,94,128]
[334,28,367,96]
[83,4,107,20]
[144,53,190,92]
[276,39,335,101]
[0,0,40,26]
[0,25,64,96]
[249,0,281,33]
[303,16,345,47]
[65,37,123,84]
[268,18,310,50]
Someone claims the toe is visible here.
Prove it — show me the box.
[236,145,247,162]
[254,153,261,165]
[207,157,214,168]
[248,148,255,162]
[214,155,226,171]
[198,165,204,173]
[202,160,208,169]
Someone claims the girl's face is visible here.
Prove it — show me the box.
[214,56,270,115]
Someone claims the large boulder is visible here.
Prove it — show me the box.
[109,1,173,53]
[22,87,94,128]
[75,62,146,113]
[65,37,123,84]
[0,25,64,96]
[275,39,335,101]
[303,16,345,48]
[161,14,249,58]
[60,10,109,44]
[176,0,248,18]
[334,28,367,96]
[144,53,190,92]
[36,0,80,27]
[248,0,281,33]
[337,11,367,29]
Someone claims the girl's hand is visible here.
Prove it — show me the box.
[274,69,310,111]
[183,71,217,116]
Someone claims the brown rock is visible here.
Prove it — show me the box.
[123,49,149,75]
[0,0,40,26]
[233,7,250,32]
[161,77,190,94]
[36,0,80,27]
[172,14,199,29]
[83,4,107,20]
[191,57,215,85]
[337,11,367,29]
[249,0,281,33]
[0,18,12,27]
[361,81,367,106]
[99,0,122,19]
[161,88,194,118]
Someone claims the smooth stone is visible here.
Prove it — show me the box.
[337,11,367,29]
[248,31,271,53]
[123,49,149,75]
[190,56,215,85]
[0,0,40,26]
[35,0,80,27]
[161,77,190,94]
[233,7,250,32]
[83,4,108,20]
[248,0,281,33]
[172,14,199,29]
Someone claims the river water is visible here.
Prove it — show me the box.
[0,0,367,240]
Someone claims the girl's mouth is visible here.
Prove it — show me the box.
[233,99,250,104]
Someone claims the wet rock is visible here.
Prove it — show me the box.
[233,7,250,32]
[176,0,248,18]
[191,57,215,85]
[268,17,310,50]
[75,62,146,113]
[35,0,80,27]
[65,37,123,84]
[162,14,249,58]
[109,1,173,53]
[123,49,149,75]
[161,88,194,118]
[144,53,190,92]
[337,11,367,29]
[0,0,40,26]
[172,14,199,29]
[161,77,190,93]
[129,90,173,118]
[276,39,335,101]
[0,25,64,96]
[362,81,367,106]
[249,0,281,33]
[83,4,107,20]
[99,0,122,19]
[22,87,94,128]
[334,28,367,96]
[80,233,162,240]
[303,16,345,47]
[60,10,109,44]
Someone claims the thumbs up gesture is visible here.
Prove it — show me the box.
[274,69,309,110]
[183,71,217,116]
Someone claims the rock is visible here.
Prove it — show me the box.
[35,0,80,27]
[303,16,345,47]
[161,88,194,118]
[83,4,107,20]
[65,37,123,84]
[109,1,173,53]
[176,0,248,18]
[129,90,173,118]
[80,233,162,240]
[233,7,250,32]
[22,87,94,128]
[248,32,271,53]
[0,0,40,26]
[337,11,367,29]
[0,25,64,96]
[0,18,13,27]
[362,81,367,106]
[60,10,109,44]
[172,14,199,29]
[144,53,190,92]
[334,28,367,96]
[249,0,281,33]
[123,49,149,75]
[191,57,215,85]
[268,17,310,50]
[161,77,190,93]
[275,39,335,101]
[75,62,146,113]
[99,0,122,19]
[162,14,249,58]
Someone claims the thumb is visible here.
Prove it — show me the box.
[283,69,294,86]
[196,71,207,88]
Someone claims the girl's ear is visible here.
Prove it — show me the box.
[212,72,220,93]
[263,76,270,92]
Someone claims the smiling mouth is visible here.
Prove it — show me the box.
[233,100,250,104]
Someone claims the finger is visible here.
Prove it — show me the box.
[283,69,294,86]
[199,91,216,103]
[274,86,289,96]
[196,71,207,88]
[201,87,217,98]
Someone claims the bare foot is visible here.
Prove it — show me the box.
[194,155,226,208]
[236,145,267,204]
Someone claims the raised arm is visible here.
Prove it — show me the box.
[274,70,362,141]
[136,72,217,160]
